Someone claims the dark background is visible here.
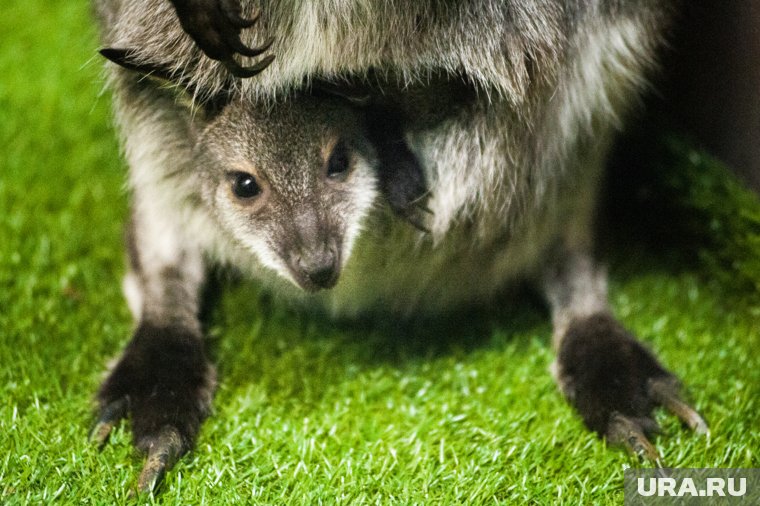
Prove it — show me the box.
[660,0,760,192]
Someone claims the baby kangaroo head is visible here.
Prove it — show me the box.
[198,95,379,292]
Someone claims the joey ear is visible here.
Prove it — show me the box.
[310,78,372,107]
[99,47,233,116]
[100,48,177,83]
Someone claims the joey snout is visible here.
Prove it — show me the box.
[287,241,340,291]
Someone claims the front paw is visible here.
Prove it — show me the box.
[169,0,275,78]
[379,146,431,232]
[91,322,216,492]
[554,313,707,461]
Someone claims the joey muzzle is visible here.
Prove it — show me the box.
[287,244,340,291]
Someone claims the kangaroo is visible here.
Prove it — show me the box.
[92,0,707,493]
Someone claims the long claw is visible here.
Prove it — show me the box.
[225,6,261,28]
[217,2,271,57]
[648,378,709,435]
[89,397,128,449]
[223,54,275,78]
[235,36,274,58]
[136,426,184,494]
[608,413,662,465]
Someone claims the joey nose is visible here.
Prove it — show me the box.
[295,249,339,290]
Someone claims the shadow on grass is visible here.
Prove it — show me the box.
[602,117,760,306]
[601,124,703,280]
[203,269,549,401]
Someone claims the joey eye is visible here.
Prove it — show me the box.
[326,141,350,181]
[229,171,261,199]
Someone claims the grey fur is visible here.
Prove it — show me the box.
[92,0,704,490]
[98,0,670,313]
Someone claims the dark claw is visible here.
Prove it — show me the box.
[222,54,275,78]
[233,36,274,58]
[607,412,662,465]
[136,426,184,494]
[218,15,271,57]
[221,2,260,28]
[648,377,709,435]
[169,0,274,78]
[89,397,129,449]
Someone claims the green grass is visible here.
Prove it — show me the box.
[1,1,758,504]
